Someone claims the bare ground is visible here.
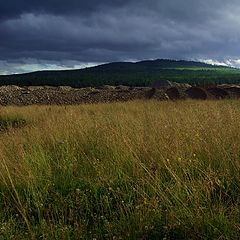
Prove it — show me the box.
[0,84,239,106]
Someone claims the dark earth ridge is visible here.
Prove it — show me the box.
[0,83,239,106]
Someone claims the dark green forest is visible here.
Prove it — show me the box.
[1,59,240,87]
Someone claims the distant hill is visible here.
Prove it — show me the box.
[93,59,221,71]
[0,59,240,87]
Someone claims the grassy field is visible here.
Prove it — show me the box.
[0,100,240,239]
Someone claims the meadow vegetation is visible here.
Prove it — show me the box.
[0,100,240,239]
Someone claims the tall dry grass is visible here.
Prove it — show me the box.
[0,100,240,239]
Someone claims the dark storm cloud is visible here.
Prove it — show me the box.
[0,0,133,20]
[1,0,240,74]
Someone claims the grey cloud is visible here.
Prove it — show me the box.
[1,0,240,74]
[0,0,132,21]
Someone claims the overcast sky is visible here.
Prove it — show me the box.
[1,0,240,74]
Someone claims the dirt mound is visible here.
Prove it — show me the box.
[224,87,240,98]
[152,80,192,90]
[97,85,116,90]
[0,85,169,106]
[26,86,45,91]
[150,90,169,101]
[165,87,181,100]
[0,85,23,92]
[144,88,169,100]
[207,87,230,99]
[115,85,130,92]
[0,84,239,106]
[185,87,210,100]
[218,84,240,89]
[57,86,73,91]
[145,88,156,99]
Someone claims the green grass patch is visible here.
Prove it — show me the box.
[0,115,27,131]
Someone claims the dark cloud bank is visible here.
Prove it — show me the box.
[1,0,240,74]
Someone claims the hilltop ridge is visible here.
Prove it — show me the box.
[0,59,239,87]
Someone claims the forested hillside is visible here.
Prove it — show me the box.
[1,59,240,87]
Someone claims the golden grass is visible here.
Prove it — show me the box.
[0,100,240,239]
